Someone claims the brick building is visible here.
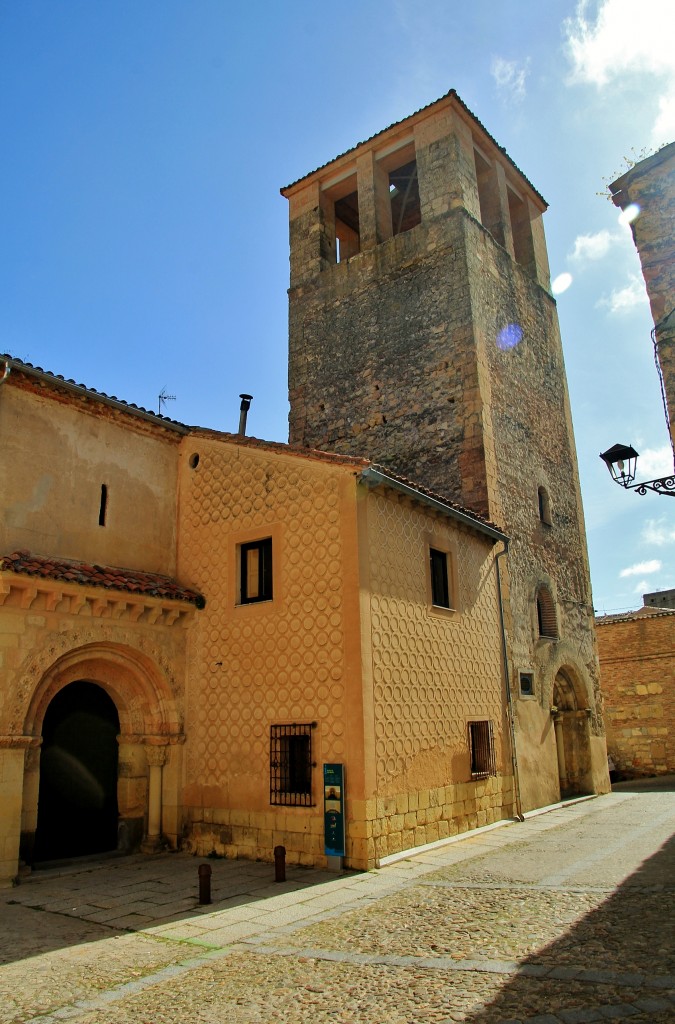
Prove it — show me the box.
[596,603,675,777]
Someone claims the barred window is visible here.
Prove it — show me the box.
[468,720,496,780]
[270,723,315,806]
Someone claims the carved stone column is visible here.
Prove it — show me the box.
[141,745,167,853]
[553,712,567,793]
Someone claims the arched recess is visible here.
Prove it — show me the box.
[20,643,182,866]
[552,667,592,798]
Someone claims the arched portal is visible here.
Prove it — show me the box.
[552,669,592,798]
[19,642,183,869]
[34,681,120,862]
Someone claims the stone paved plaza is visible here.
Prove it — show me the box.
[1,782,673,1023]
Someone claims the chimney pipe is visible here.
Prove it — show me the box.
[238,394,253,435]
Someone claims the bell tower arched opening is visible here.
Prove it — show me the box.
[34,681,120,863]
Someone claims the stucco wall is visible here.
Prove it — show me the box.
[356,487,514,861]
[176,437,368,866]
[0,379,179,575]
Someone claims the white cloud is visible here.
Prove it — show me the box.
[635,444,674,479]
[633,579,650,594]
[620,559,662,578]
[491,57,529,102]
[642,517,675,545]
[570,229,615,262]
[597,272,649,314]
[564,0,675,142]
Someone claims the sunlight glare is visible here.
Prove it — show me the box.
[496,323,523,350]
[551,272,573,295]
[618,203,640,226]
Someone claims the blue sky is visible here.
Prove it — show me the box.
[1,0,674,613]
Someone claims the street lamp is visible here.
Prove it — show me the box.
[600,443,675,496]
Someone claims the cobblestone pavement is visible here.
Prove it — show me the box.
[1,785,674,1023]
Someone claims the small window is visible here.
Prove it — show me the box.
[536,586,558,640]
[240,538,273,604]
[519,672,534,697]
[98,484,108,527]
[468,720,496,780]
[270,723,315,806]
[537,486,551,525]
[430,548,451,608]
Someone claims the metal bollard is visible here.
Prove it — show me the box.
[274,844,286,883]
[198,862,212,904]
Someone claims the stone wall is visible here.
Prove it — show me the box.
[596,610,675,777]
[284,95,609,812]
[611,143,675,451]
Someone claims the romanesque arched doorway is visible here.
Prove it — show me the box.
[34,681,121,862]
[552,670,592,798]
[20,642,184,870]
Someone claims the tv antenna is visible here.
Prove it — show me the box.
[158,387,176,415]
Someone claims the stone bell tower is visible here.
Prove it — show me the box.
[281,90,610,810]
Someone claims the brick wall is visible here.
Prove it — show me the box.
[596,611,675,776]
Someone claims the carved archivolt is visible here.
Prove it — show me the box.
[15,637,183,743]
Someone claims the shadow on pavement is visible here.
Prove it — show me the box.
[0,852,343,966]
[459,831,675,1022]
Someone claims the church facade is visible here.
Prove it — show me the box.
[0,92,609,887]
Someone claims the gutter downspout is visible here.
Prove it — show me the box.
[495,540,524,822]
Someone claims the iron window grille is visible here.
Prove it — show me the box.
[430,547,451,608]
[270,723,315,806]
[240,538,273,604]
[468,720,496,780]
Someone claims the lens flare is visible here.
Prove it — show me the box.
[551,272,573,295]
[496,323,523,350]
[618,203,640,226]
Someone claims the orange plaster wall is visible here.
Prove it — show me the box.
[363,489,509,793]
[0,382,179,575]
[176,436,365,863]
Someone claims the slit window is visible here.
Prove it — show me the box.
[240,538,273,604]
[468,720,496,779]
[430,547,451,609]
[538,486,552,525]
[270,723,315,806]
[389,158,421,235]
[98,484,108,527]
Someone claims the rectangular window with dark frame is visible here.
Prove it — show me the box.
[240,538,273,604]
[468,720,496,780]
[270,723,315,806]
[430,547,451,608]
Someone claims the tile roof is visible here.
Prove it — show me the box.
[280,89,546,205]
[3,356,503,540]
[190,428,504,537]
[1,355,188,432]
[1,551,204,606]
[596,606,675,625]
